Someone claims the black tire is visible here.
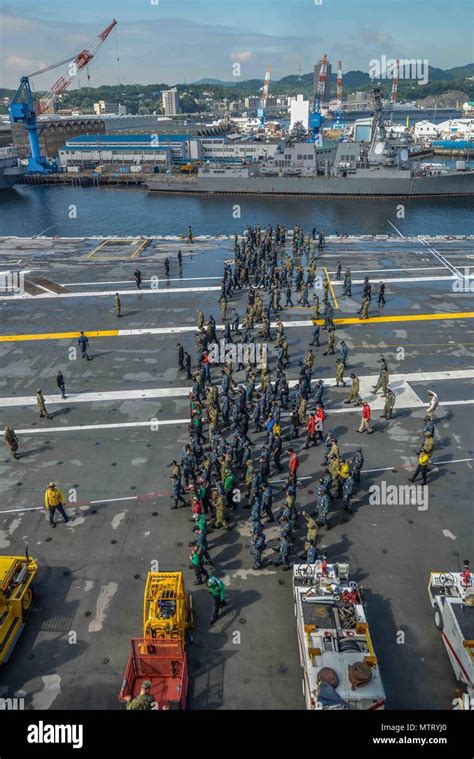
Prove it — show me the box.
[22,588,33,614]
[434,605,444,631]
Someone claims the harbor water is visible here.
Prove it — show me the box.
[0,184,473,237]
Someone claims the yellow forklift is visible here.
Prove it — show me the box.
[119,571,194,709]
[0,548,38,664]
[143,570,194,639]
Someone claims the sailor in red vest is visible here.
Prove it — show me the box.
[357,401,373,434]
[288,448,299,483]
[304,412,317,449]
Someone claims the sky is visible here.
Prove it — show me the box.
[1,0,473,90]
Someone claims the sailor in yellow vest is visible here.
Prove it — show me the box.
[408,450,430,486]
[44,482,70,528]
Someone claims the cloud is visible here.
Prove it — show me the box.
[231,50,254,63]
[7,55,47,71]
[359,27,395,51]
[375,32,393,45]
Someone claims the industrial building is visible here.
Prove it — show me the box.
[57,132,280,170]
[161,88,181,117]
[346,91,370,110]
[11,116,106,161]
[413,120,439,139]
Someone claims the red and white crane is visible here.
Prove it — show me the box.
[390,58,399,104]
[336,60,343,109]
[334,60,345,130]
[33,19,118,115]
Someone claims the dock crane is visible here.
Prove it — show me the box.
[334,60,345,132]
[257,65,271,129]
[309,54,328,145]
[8,19,117,174]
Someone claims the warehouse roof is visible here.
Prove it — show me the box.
[65,134,194,145]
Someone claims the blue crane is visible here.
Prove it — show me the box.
[8,19,117,174]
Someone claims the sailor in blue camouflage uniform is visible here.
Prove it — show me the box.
[279,514,293,544]
[251,531,267,570]
[181,444,195,488]
[315,479,331,529]
[250,516,264,537]
[274,532,291,571]
[342,472,355,513]
[261,483,275,522]
[250,469,262,505]
[250,489,263,522]
[306,541,318,564]
[352,447,364,483]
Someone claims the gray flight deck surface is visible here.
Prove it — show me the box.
[0,234,472,710]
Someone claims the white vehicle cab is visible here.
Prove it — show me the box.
[428,563,474,709]
[293,561,386,710]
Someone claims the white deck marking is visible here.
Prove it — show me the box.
[430,457,474,466]
[442,529,456,541]
[88,582,118,633]
[8,399,474,436]
[420,238,465,280]
[90,496,138,504]
[3,274,473,300]
[1,456,471,517]
[61,268,447,287]
[387,220,404,238]
[3,369,473,409]
[329,266,445,274]
[31,675,62,710]
[361,467,397,473]
[62,276,223,286]
[5,285,221,300]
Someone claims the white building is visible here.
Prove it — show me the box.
[437,119,474,139]
[244,97,261,110]
[93,101,127,116]
[413,120,439,139]
[161,88,181,117]
[289,95,310,131]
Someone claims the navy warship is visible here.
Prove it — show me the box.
[147,87,474,198]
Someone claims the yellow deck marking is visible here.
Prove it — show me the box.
[131,239,150,258]
[86,240,109,259]
[331,311,474,326]
[324,266,339,309]
[0,312,473,343]
[0,330,119,342]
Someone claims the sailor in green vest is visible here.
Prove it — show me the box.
[207,576,227,625]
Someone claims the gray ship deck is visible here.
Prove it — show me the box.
[0,234,473,710]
